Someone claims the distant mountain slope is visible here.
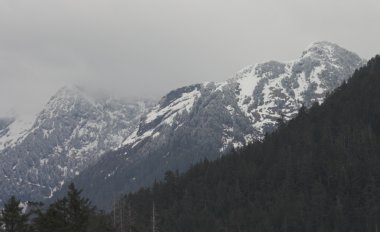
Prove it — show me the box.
[72,42,365,209]
[116,55,380,232]
[0,86,153,203]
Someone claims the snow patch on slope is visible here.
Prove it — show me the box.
[236,65,259,97]
[0,114,36,151]
[144,89,201,126]
[235,65,260,118]
[122,88,201,147]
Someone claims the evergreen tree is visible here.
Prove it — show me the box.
[33,198,70,232]
[66,183,94,231]
[33,183,95,232]
[0,196,28,232]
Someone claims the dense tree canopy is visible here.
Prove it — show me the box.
[0,196,28,232]
[32,183,109,232]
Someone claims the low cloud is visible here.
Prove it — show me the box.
[0,0,379,116]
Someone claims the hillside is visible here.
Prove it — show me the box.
[114,56,380,232]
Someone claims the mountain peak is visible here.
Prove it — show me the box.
[307,40,338,48]
[0,85,153,203]
[53,85,89,100]
[302,41,337,58]
[45,85,105,115]
[301,41,361,61]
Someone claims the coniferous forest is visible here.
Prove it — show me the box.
[0,183,113,232]
[111,56,380,232]
[2,56,380,231]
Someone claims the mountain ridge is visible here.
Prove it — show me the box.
[0,86,154,203]
[70,41,366,209]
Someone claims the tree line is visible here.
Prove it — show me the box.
[0,183,113,232]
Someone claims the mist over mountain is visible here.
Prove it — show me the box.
[0,86,154,203]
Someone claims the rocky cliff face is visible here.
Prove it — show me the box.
[71,42,366,209]
[0,86,153,203]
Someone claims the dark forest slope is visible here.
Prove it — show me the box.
[114,56,380,232]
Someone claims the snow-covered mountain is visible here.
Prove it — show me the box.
[0,86,153,203]
[71,41,366,209]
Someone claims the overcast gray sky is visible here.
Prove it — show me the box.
[0,0,379,116]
